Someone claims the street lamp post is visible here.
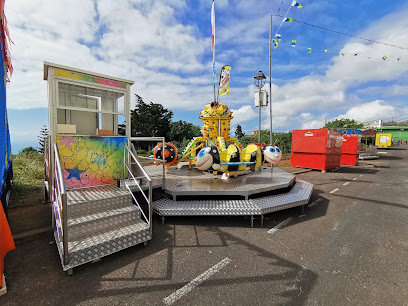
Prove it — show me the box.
[254,70,266,144]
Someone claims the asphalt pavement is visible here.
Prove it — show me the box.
[2,146,407,305]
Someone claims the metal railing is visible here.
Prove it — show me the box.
[128,137,166,190]
[44,136,51,203]
[122,142,155,233]
[52,144,68,265]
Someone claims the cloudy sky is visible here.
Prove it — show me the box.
[5,0,408,152]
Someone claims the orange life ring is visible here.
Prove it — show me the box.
[153,142,178,165]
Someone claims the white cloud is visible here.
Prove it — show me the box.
[7,0,98,42]
[334,100,398,123]
[4,0,408,136]
[355,85,408,97]
[230,105,257,125]
[299,113,327,130]
[96,0,205,72]
[6,0,213,111]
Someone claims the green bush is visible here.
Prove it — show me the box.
[136,149,146,154]
[19,146,39,155]
[10,151,44,207]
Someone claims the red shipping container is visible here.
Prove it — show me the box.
[340,136,359,166]
[341,136,359,154]
[291,128,342,171]
[292,128,343,154]
[291,152,342,171]
[340,153,358,166]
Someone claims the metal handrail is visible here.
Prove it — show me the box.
[44,136,51,203]
[53,144,68,265]
[122,142,153,232]
[54,144,66,194]
[128,136,166,190]
[126,143,152,181]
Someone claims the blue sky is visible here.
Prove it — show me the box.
[5,0,408,153]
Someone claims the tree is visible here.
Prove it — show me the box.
[324,118,364,129]
[20,146,39,155]
[168,120,201,146]
[239,130,292,154]
[131,94,173,138]
[117,123,126,135]
[37,124,49,154]
[235,125,245,139]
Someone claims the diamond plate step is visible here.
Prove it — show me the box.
[62,221,151,271]
[68,205,142,241]
[67,185,132,218]
[153,179,313,216]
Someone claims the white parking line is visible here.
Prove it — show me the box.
[308,198,322,208]
[163,257,232,305]
[352,178,358,181]
[329,188,339,194]
[343,182,350,186]
[359,175,363,177]
[267,217,294,234]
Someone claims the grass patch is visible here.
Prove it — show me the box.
[10,152,44,207]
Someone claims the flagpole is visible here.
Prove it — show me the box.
[211,0,217,104]
[269,14,273,145]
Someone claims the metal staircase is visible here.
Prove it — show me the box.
[47,142,154,275]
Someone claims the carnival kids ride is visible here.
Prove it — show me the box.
[150,101,312,227]
[152,100,283,178]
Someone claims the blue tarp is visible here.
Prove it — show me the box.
[0,40,12,203]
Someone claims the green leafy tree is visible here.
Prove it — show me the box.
[324,118,364,129]
[20,146,39,155]
[168,120,201,147]
[131,94,173,138]
[239,130,292,154]
[117,123,126,135]
[235,125,245,139]
[273,132,292,154]
[37,124,49,154]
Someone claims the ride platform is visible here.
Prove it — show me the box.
[152,167,313,226]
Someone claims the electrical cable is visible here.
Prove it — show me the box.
[276,0,285,15]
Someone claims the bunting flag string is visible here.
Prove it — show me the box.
[293,45,404,63]
[273,14,408,51]
[291,1,302,9]
[272,0,301,46]
[276,38,404,63]
[272,4,407,65]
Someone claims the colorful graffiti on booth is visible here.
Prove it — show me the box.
[54,69,126,89]
[57,135,126,189]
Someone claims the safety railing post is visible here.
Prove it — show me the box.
[123,142,127,190]
[162,137,166,190]
[62,192,68,265]
[149,180,153,233]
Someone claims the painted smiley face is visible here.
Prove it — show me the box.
[195,147,214,170]
[263,145,282,164]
